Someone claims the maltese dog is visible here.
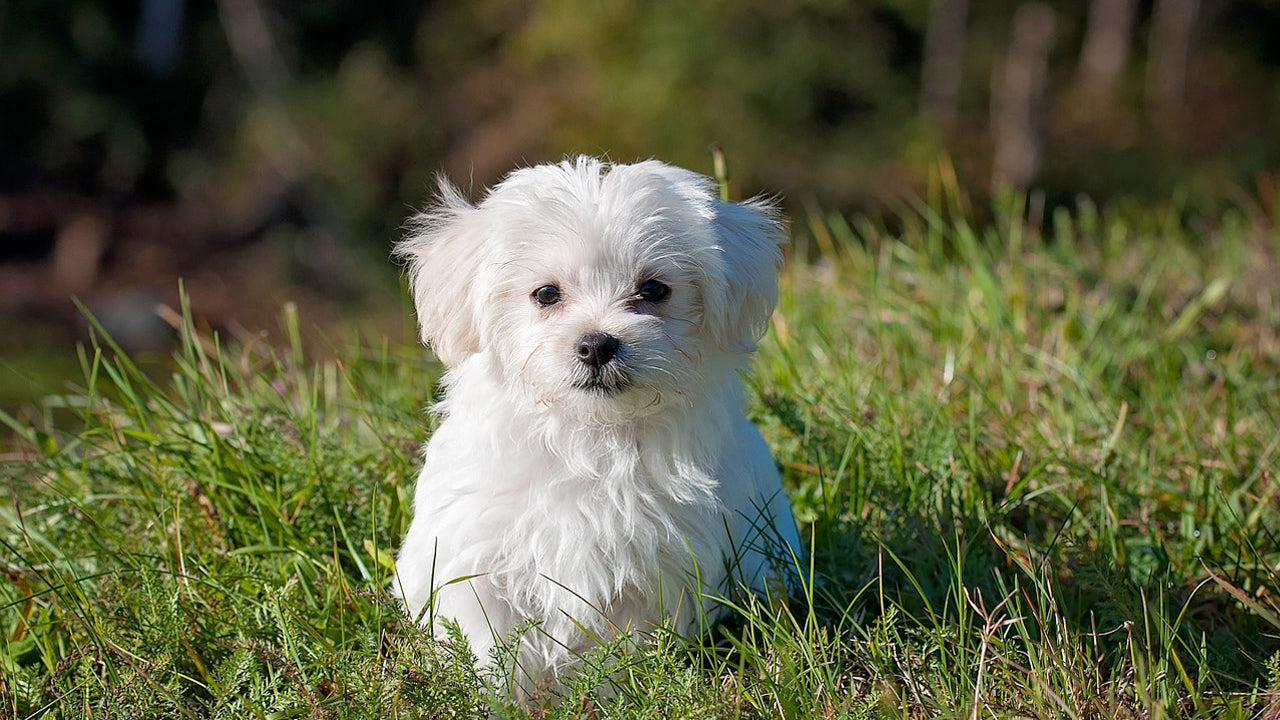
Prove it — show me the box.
[392,156,802,694]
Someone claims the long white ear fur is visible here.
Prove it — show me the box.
[395,178,490,367]
[704,196,787,354]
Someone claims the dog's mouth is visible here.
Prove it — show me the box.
[571,367,633,395]
[572,375,631,395]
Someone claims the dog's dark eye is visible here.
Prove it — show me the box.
[533,285,562,307]
[636,279,670,302]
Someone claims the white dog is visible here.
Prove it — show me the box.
[392,156,802,694]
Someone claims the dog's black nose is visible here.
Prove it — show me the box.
[576,332,620,369]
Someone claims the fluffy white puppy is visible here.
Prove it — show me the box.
[393,156,801,692]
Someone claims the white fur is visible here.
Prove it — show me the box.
[392,157,802,693]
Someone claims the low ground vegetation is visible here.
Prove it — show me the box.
[3,187,1279,717]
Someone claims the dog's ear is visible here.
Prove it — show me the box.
[703,196,787,354]
[396,178,491,367]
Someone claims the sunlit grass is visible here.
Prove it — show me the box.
[3,190,1279,717]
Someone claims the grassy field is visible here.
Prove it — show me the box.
[3,185,1279,718]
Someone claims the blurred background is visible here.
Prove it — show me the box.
[2,0,1279,407]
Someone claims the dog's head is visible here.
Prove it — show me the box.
[397,157,785,418]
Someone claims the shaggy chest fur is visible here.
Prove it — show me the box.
[433,400,727,616]
[490,450,720,617]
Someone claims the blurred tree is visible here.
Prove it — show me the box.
[920,0,969,136]
[1146,0,1200,139]
[1075,0,1138,101]
[991,2,1055,191]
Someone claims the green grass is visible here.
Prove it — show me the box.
[3,188,1280,718]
